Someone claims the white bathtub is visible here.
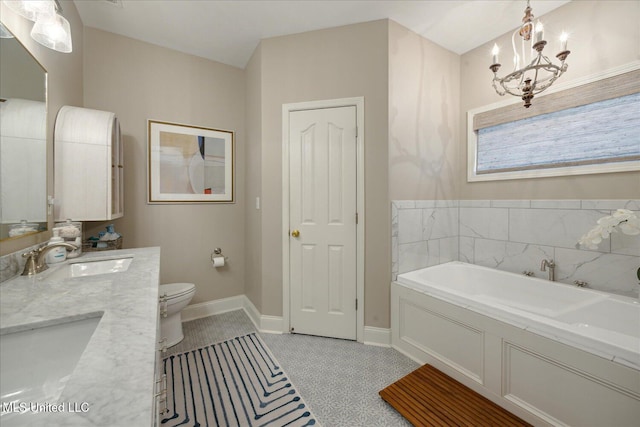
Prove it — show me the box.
[392,261,640,426]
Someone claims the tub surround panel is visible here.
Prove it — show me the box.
[472,239,555,275]
[400,299,484,383]
[0,247,160,426]
[554,248,640,296]
[502,341,640,426]
[459,207,509,240]
[422,207,458,241]
[508,208,609,250]
[392,199,640,297]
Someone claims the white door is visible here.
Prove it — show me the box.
[288,106,358,340]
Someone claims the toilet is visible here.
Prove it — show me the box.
[159,283,196,347]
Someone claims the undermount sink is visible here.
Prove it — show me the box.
[0,314,102,425]
[46,255,133,280]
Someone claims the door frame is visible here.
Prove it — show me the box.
[282,97,365,342]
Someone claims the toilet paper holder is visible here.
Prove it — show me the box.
[211,248,227,267]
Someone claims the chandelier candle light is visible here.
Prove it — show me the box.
[490,0,570,108]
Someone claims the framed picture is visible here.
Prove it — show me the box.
[147,120,234,203]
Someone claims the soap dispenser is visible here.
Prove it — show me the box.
[46,228,67,265]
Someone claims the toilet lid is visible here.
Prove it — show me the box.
[160,282,195,299]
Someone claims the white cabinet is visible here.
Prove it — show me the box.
[154,297,169,426]
[54,106,123,221]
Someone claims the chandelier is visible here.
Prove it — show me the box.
[489,0,570,108]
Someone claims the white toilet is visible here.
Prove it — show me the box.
[159,283,196,347]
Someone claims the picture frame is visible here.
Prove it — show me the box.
[147,120,234,203]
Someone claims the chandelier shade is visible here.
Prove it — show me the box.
[490,0,570,108]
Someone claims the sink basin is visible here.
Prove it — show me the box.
[0,314,102,425]
[46,256,133,280]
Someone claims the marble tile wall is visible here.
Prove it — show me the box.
[0,243,40,283]
[391,200,459,279]
[392,199,640,298]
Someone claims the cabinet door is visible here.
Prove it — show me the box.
[54,106,124,221]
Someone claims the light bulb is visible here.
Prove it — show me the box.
[534,21,544,43]
[2,0,54,22]
[491,44,500,64]
[31,11,72,53]
[560,32,569,51]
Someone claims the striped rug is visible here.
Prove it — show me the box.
[161,333,318,427]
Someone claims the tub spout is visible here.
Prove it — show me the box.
[540,259,556,281]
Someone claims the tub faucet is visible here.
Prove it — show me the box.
[21,242,78,276]
[540,259,556,281]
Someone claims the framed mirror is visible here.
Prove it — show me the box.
[0,22,48,240]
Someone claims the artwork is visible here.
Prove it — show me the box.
[148,120,234,203]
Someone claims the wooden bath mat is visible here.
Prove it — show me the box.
[379,364,532,427]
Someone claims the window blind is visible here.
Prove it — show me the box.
[473,69,640,131]
[476,92,640,173]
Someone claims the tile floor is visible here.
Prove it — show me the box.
[167,310,418,426]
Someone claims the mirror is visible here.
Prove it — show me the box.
[0,23,48,240]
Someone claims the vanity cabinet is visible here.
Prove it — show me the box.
[154,296,169,426]
[54,106,124,221]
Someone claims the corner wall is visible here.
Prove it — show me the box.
[244,44,263,312]
[388,20,461,201]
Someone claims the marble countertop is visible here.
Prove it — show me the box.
[0,247,161,426]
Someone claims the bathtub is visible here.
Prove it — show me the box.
[391,261,640,426]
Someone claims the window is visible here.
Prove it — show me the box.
[468,67,640,181]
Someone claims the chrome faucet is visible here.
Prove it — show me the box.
[21,242,78,276]
[540,259,556,281]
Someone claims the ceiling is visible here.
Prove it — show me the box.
[74,0,571,69]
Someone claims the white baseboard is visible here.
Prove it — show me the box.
[181,295,245,322]
[183,295,388,344]
[242,295,284,334]
[363,326,391,347]
[182,294,284,334]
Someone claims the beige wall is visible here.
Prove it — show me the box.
[0,0,83,256]
[459,0,640,200]
[83,28,246,304]
[244,44,263,311]
[247,20,391,328]
[388,20,460,201]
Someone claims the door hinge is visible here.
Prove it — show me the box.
[355,212,359,224]
[355,299,358,310]
[355,126,358,138]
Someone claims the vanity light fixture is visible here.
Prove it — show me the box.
[2,0,72,53]
[489,0,570,108]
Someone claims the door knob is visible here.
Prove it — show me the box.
[291,230,300,237]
